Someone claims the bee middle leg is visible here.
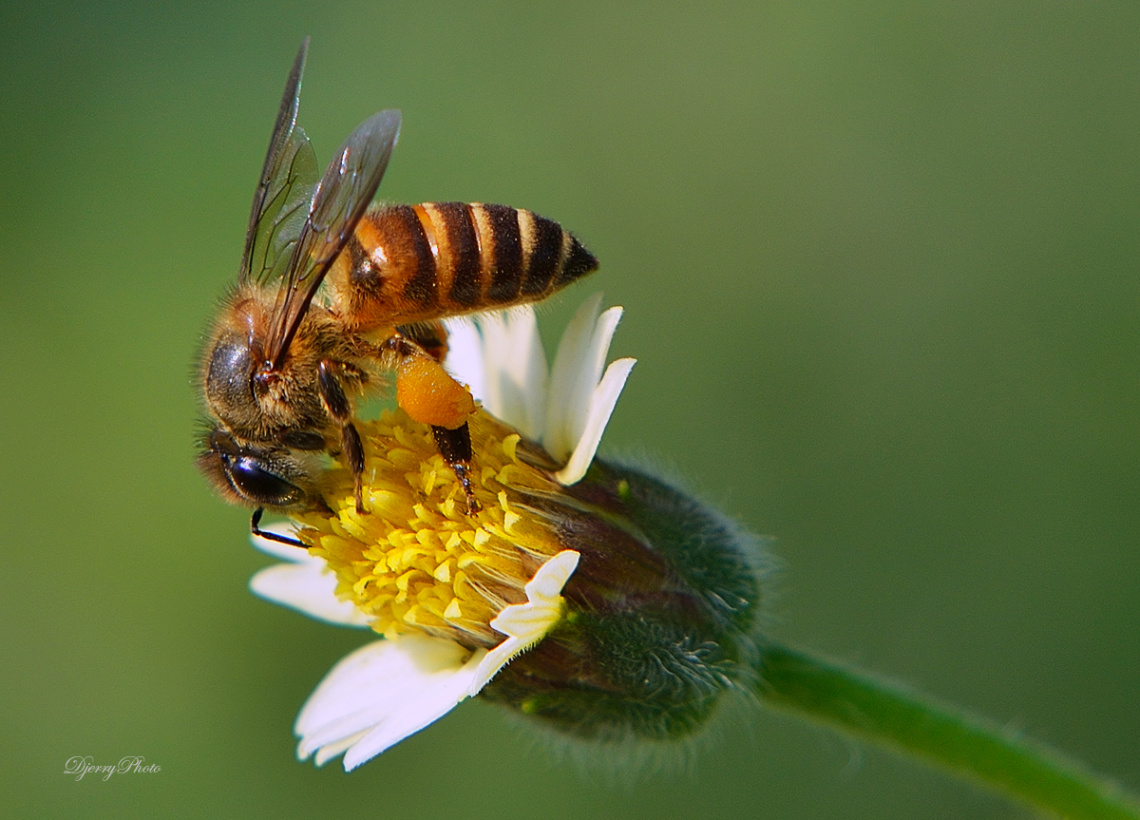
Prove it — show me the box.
[317,360,366,513]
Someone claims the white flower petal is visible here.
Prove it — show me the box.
[248,524,371,628]
[544,293,605,461]
[502,308,549,439]
[295,636,487,770]
[468,550,580,696]
[473,312,511,420]
[250,562,371,628]
[554,356,636,485]
[452,296,631,479]
[312,733,369,767]
[568,305,625,439]
[473,308,548,439]
[519,548,581,601]
[341,671,473,770]
[441,317,485,401]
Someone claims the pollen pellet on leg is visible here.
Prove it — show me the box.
[396,356,476,429]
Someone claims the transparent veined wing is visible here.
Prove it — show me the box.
[265,108,402,366]
[239,38,319,287]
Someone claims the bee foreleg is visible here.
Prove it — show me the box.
[251,507,307,549]
[318,361,366,513]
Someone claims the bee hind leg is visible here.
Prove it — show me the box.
[431,423,482,514]
[384,332,480,514]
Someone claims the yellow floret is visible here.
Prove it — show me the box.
[295,409,566,647]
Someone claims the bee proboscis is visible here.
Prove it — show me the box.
[198,39,598,543]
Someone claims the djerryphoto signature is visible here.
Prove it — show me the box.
[64,755,161,781]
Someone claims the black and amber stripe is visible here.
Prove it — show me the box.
[331,202,598,329]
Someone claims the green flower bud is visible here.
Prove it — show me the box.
[482,457,764,744]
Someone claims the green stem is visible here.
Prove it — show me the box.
[755,644,1140,820]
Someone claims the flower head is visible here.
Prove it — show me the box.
[252,296,640,768]
[252,296,764,771]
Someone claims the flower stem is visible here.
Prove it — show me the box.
[755,644,1140,819]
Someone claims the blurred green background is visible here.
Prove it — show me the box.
[2,1,1137,817]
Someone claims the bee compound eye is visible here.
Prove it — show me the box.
[226,456,307,508]
[206,339,257,413]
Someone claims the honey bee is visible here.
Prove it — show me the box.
[198,39,598,543]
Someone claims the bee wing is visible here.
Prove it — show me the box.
[265,107,403,366]
[239,38,320,287]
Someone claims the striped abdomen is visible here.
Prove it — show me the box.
[328,202,598,329]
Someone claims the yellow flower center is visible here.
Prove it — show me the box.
[295,409,567,648]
